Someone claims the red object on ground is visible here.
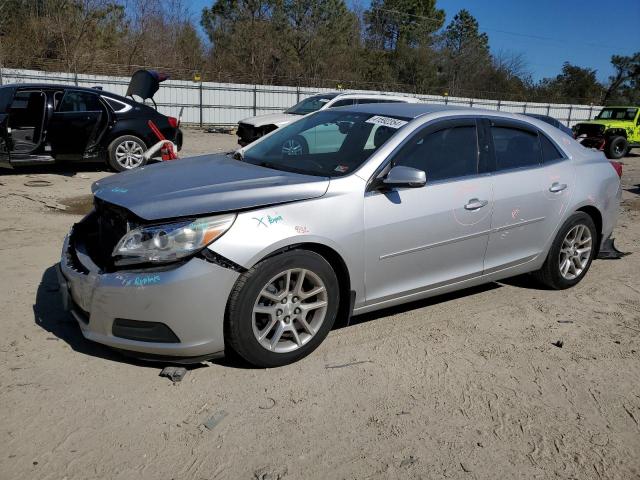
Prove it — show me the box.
[610,161,623,178]
[167,116,179,129]
[161,142,178,161]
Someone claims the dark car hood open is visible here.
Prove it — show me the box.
[92,154,330,221]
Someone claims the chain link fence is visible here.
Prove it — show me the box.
[0,67,601,127]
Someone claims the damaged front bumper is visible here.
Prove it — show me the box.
[57,231,240,361]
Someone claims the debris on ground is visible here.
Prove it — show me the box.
[206,126,234,134]
[202,411,227,431]
[557,320,574,324]
[325,360,372,369]
[552,340,564,348]
[159,366,187,383]
[24,179,53,187]
[400,456,417,467]
[258,397,276,410]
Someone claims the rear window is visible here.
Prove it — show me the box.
[492,127,541,170]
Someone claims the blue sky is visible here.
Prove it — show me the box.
[188,0,640,83]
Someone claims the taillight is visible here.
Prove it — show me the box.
[610,161,622,178]
[168,116,178,129]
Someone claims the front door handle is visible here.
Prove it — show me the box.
[464,198,489,210]
[549,182,567,193]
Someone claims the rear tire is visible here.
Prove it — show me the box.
[226,250,339,367]
[533,212,597,290]
[107,135,147,172]
[605,136,628,160]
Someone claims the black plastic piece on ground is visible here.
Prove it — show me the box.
[112,318,180,343]
[597,237,629,259]
[159,366,187,382]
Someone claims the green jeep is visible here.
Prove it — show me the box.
[573,106,640,159]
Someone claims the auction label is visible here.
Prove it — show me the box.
[366,115,408,129]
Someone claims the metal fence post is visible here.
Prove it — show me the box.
[296,84,300,103]
[74,72,78,86]
[199,81,203,128]
[0,65,3,85]
[497,99,501,111]
[567,105,572,127]
[588,104,593,120]
[546,104,551,115]
[253,84,257,116]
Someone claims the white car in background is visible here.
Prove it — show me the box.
[236,92,420,146]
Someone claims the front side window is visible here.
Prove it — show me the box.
[243,110,408,177]
[491,127,540,170]
[58,91,102,112]
[393,125,479,182]
[285,94,337,115]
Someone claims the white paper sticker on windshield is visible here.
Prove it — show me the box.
[366,115,408,129]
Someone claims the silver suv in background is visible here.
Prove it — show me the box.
[236,92,420,146]
[59,104,621,367]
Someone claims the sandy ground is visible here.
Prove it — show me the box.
[1,130,639,480]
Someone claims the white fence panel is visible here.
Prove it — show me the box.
[0,67,602,127]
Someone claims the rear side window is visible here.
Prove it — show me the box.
[58,91,102,112]
[491,127,540,170]
[330,99,355,108]
[540,134,565,163]
[395,125,479,182]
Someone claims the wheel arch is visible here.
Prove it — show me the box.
[242,242,354,329]
[576,205,603,253]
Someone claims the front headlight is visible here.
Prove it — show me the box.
[112,213,236,266]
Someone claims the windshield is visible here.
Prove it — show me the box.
[242,110,409,177]
[285,94,337,115]
[595,107,637,121]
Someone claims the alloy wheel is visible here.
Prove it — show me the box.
[252,268,328,353]
[558,224,592,280]
[281,139,304,156]
[115,140,145,169]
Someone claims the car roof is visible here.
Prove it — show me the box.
[0,83,131,102]
[334,102,468,118]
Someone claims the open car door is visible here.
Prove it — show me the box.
[0,113,9,166]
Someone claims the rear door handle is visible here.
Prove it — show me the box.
[549,182,567,193]
[464,198,489,210]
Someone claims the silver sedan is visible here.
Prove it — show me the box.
[58,104,622,367]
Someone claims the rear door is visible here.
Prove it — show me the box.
[482,118,574,273]
[47,90,105,156]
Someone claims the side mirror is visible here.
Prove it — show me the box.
[382,166,426,189]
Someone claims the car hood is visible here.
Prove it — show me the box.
[92,154,330,221]
[239,112,300,128]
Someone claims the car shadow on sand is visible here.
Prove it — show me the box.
[35,264,546,369]
[0,162,108,177]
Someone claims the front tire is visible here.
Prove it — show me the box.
[605,136,628,160]
[533,212,597,289]
[226,250,339,367]
[107,135,147,172]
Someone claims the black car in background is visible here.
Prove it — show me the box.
[0,70,182,171]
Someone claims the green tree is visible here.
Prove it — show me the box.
[539,62,604,104]
[603,52,640,105]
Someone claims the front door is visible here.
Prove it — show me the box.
[48,90,105,157]
[482,118,574,273]
[363,118,494,305]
